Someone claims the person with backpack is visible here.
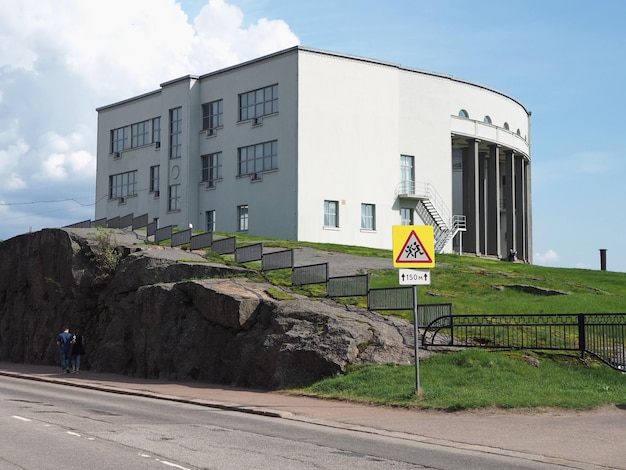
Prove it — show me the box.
[56,326,74,374]
[71,332,86,373]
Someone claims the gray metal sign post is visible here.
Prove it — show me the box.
[413,284,422,397]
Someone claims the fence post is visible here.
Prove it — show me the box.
[578,313,586,359]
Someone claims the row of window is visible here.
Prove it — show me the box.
[202,83,278,134]
[111,117,161,153]
[457,109,524,138]
[110,84,278,157]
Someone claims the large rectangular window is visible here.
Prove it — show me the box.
[131,120,150,148]
[111,127,128,153]
[324,200,339,228]
[238,140,277,176]
[150,165,160,194]
[238,84,278,121]
[400,155,415,194]
[206,210,216,232]
[111,117,160,153]
[361,203,376,230]
[109,171,137,199]
[169,107,182,159]
[201,152,222,187]
[202,99,223,135]
[238,205,249,231]
[168,184,180,211]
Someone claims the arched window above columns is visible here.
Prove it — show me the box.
[458,109,469,118]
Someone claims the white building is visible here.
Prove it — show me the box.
[95,46,532,261]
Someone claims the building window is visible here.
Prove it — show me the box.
[111,127,128,153]
[239,84,278,122]
[109,170,137,199]
[202,99,223,135]
[238,205,249,231]
[400,155,415,194]
[400,208,413,225]
[361,204,376,230]
[324,200,339,228]
[168,184,180,211]
[503,122,510,131]
[238,140,277,176]
[206,210,216,233]
[150,165,160,194]
[131,120,150,148]
[152,117,161,144]
[169,107,182,159]
[458,109,469,118]
[483,115,492,124]
[201,152,222,187]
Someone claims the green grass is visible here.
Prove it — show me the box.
[293,349,626,410]
[209,232,626,410]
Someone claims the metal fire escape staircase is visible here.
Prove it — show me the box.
[397,182,466,253]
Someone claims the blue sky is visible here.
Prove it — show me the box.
[1,0,625,272]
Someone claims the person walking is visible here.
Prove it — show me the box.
[71,332,85,373]
[56,326,74,374]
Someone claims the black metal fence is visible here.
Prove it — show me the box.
[422,313,626,371]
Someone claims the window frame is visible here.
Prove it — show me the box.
[169,107,182,159]
[324,200,339,228]
[361,203,376,231]
[168,184,181,212]
[108,170,137,199]
[238,205,249,232]
[201,152,222,187]
[202,99,223,135]
[238,84,278,122]
[237,140,277,176]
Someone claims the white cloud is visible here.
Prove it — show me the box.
[0,0,299,238]
[533,249,560,265]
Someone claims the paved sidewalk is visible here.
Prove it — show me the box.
[1,362,624,469]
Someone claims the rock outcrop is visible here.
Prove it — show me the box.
[0,228,415,389]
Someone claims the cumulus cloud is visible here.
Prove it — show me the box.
[533,249,560,265]
[0,0,299,238]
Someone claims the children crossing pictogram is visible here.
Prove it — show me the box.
[392,225,435,268]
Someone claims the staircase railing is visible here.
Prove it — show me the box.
[397,182,466,253]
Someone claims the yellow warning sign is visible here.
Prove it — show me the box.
[392,226,435,268]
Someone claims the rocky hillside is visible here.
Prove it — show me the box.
[0,228,415,389]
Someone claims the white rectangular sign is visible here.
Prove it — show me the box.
[399,268,431,285]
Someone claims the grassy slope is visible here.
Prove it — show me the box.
[213,233,626,410]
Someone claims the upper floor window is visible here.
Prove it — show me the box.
[152,117,161,145]
[150,165,160,194]
[202,99,223,135]
[110,117,160,153]
[109,170,137,199]
[131,120,150,148]
[361,203,376,231]
[201,152,222,187]
[400,155,415,194]
[169,107,182,159]
[111,127,128,153]
[503,122,510,130]
[458,109,469,118]
[483,115,492,124]
[238,140,277,176]
[239,84,278,122]
[324,200,339,228]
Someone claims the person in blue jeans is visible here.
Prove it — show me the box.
[56,326,74,373]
